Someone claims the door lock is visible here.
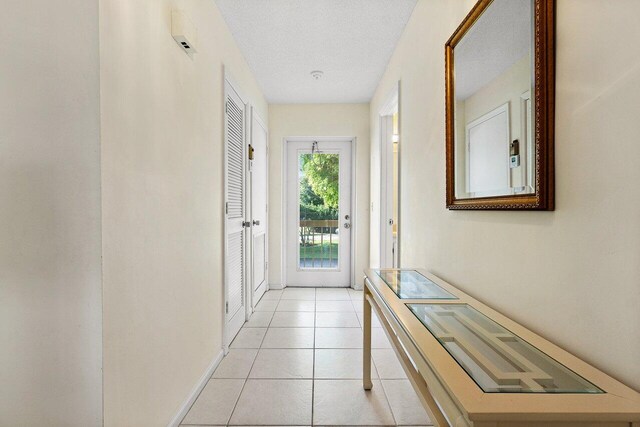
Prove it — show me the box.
[389,219,394,225]
[242,221,251,228]
[344,223,351,229]
[345,214,350,220]
[253,220,260,226]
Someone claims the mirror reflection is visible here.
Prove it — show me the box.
[454,0,534,199]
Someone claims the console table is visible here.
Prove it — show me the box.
[362,268,640,426]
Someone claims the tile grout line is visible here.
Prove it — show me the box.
[377,375,399,426]
[223,355,253,427]
[354,290,398,426]
[264,295,279,328]
[186,290,356,426]
[174,294,293,425]
[224,293,277,426]
[176,365,215,425]
[225,289,406,426]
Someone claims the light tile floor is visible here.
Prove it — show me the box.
[181,287,431,426]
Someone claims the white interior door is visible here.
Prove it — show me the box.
[224,81,247,347]
[250,111,268,306]
[285,139,352,287]
[466,103,510,197]
[379,84,400,269]
[380,114,395,268]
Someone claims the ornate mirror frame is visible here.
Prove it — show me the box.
[445,0,555,210]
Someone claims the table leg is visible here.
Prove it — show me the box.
[363,281,373,390]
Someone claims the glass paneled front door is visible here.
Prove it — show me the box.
[286,140,352,287]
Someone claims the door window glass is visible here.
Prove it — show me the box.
[298,153,340,269]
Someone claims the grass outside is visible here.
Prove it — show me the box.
[299,242,339,260]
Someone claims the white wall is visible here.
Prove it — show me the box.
[100,0,267,425]
[371,0,640,391]
[0,0,103,425]
[268,104,370,288]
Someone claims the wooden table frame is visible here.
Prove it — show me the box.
[362,268,640,427]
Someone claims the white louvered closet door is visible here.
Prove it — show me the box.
[224,82,247,347]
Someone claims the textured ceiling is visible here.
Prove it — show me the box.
[215,0,417,104]
[455,0,532,100]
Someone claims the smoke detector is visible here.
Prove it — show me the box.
[310,70,324,80]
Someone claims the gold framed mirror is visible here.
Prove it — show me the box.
[445,0,555,210]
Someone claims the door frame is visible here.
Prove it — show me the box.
[248,107,269,314]
[223,70,250,352]
[281,136,357,288]
[378,82,401,268]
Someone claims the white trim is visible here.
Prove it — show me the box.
[378,81,401,269]
[224,67,249,107]
[268,282,285,290]
[282,136,357,288]
[379,115,393,268]
[379,85,399,116]
[249,107,269,310]
[350,137,358,288]
[520,90,535,194]
[252,108,268,134]
[396,82,402,268]
[280,137,287,289]
[167,349,225,427]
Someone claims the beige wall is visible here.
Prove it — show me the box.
[0,0,103,425]
[371,0,640,392]
[462,55,530,126]
[268,104,370,288]
[100,0,267,425]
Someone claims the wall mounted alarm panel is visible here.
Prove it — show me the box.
[172,10,198,54]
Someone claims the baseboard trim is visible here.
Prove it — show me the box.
[167,349,225,427]
[268,283,361,290]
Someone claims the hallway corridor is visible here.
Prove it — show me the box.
[180,288,431,426]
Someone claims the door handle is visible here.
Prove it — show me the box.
[253,220,260,226]
[242,221,251,228]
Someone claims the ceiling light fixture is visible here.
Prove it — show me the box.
[310,70,324,80]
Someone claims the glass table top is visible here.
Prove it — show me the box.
[407,303,604,394]
[374,270,458,300]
